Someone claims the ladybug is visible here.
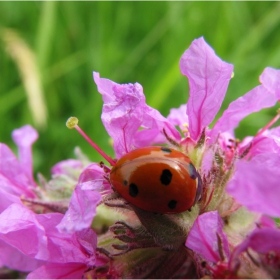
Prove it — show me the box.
[109,146,202,214]
[66,117,202,214]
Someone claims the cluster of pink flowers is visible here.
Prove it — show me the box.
[1,37,280,278]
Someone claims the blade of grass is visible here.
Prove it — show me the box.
[0,86,25,115]
[148,56,181,109]
[112,4,187,81]
[2,28,47,129]
[36,1,57,69]
[230,2,280,61]
[44,50,87,84]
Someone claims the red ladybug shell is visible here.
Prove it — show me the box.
[110,146,202,214]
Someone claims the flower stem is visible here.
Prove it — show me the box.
[255,109,280,137]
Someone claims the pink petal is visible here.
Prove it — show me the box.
[0,144,36,198]
[51,159,84,177]
[241,135,280,158]
[269,126,280,137]
[78,163,110,193]
[27,263,87,279]
[57,165,103,233]
[210,68,279,142]
[230,228,280,271]
[180,37,233,141]
[57,185,101,233]
[0,204,97,264]
[11,125,38,147]
[11,125,38,184]
[259,67,280,99]
[0,188,21,213]
[75,228,97,256]
[258,215,277,229]
[227,153,280,217]
[132,128,168,148]
[132,105,182,147]
[36,215,96,264]
[0,204,48,257]
[186,211,229,262]
[0,239,44,272]
[242,228,280,252]
[167,104,189,133]
[93,72,180,157]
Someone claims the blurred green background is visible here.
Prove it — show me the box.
[1,1,280,177]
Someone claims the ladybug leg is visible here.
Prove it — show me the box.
[104,200,132,210]
[103,174,110,183]
[103,193,133,211]
[99,161,111,173]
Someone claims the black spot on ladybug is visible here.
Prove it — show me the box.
[123,180,128,186]
[188,163,198,179]
[161,147,172,153]
[160,169,172,185]
[168,200,177,209]
[129,183,138,197]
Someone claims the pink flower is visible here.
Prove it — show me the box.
[0,125,38,213]
[93,72,181,157]
[0,125,87,210]
[0,203,99,278]
[227,153,280,217]
[180,37,234,141]
[186,211,230,263]
[2,37,280,278]
[0,125,98,277]
[185,211,238,278]
[57,164,103,233]
[87,37,280,278]
[229,227,280,278]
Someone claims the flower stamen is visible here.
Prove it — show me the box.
[66,117,116,166]
[255,109,280,137]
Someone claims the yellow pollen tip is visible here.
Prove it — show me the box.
[231,72,234,78]
[66,117,79,129]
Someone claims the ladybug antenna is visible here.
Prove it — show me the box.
[66,117,116,166]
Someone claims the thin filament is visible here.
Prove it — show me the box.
[74,125,116,166]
